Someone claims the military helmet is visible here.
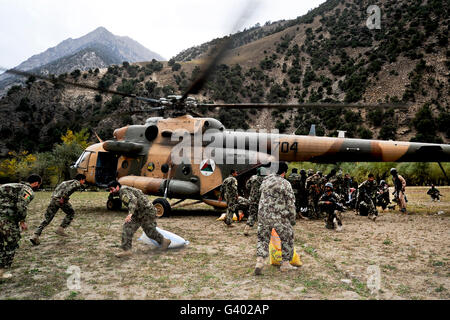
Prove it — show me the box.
[259,167,268,176]
[390,168,397,175]
[300,169,306,175]
[307,169,314,176]
[325,182,333,189]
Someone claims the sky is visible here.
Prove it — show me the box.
[0,0,326,68]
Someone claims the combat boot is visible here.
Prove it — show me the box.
[243,224,251,236]
[254,257,265,276]
[55,226,69,237]
[30,234,40,246]
[115,250,132,258]
[160,238,171,250]
[280,261,297,272]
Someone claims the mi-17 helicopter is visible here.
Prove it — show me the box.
[2,5,449,218]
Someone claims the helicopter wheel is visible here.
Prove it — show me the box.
[107,198,122,211]
[153,198,171,218]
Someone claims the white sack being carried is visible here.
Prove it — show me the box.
[138,227,189,249]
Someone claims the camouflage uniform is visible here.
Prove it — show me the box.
[305,173,322,219]
[257,174,296,262]
[245,174,265,227]
[118,186,164,250]
[34,179,82,236]
[342,176,352,202]
[377,183,390,209]
[221,175,249,225]
[318,191,344,229]
[329,172,345,199]
[356,180,378,217]
[0,182,34,269]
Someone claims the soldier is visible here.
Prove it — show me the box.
[328,169,345,198]
[287,168,302,217]
[30,174,86,245]
[376,180,390,210]
[221,169,249,227]
[342,173,352,202]
[254,162,297,275]
[305,171,323,219]
[298,169,308,215]
[0,174,42,279]
[318,182,345,231]
[243,167,267,236]
[325,169,337,182]
[356,173,378,221]
[108,181,171,258]
[427,184,442,202]
[390,168,407,214]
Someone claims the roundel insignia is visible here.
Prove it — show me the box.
[147,162,155,172]
[200,159,216,176]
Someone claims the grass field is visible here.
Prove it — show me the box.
[0,186,449,300]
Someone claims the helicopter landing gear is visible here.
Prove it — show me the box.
[107,194,122,211]
[153,198,171,218]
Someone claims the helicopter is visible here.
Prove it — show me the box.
[2,6,449,218]
[67,95,449,217]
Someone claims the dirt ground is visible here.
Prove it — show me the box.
[0,186,449,300]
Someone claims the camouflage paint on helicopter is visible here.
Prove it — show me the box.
[73,115,450,212]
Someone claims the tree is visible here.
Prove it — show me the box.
[0,151,36,183]
[51,129,90,183]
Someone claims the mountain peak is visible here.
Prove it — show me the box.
[90,26,112,36]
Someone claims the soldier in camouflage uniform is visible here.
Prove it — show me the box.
[0,174,42,279]
[108,181,171,258]
[329,170,345,199]
[30,174,86,245]
[342,173,352,203]
[318,182,345,231]
[243,167,267,236]
[356,173,378,221]
[220,169,249,227]
[305,171,323,219]
[288,168,309,220]
[427,184,442,202]
[254,162,297,275]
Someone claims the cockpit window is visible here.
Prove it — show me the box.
[74,151,93,170]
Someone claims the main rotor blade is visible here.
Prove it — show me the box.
[0,67,160,104]
[197,103,409,110]
[181,0,259,102]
